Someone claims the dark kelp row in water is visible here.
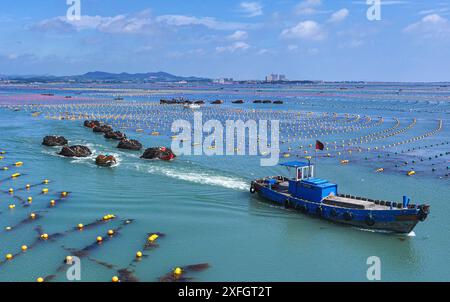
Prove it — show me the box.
[41,119,176,166]
[0,148,209,282]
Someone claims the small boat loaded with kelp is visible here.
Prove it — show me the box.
[250,161,430,234]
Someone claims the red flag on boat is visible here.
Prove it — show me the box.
[316,140,325,151]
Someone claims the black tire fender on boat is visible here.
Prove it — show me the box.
[284,199,291,209]
[343,212,353,221]
[418,211,428,222]
[365,215,376,226]
[418,205,430,222]
[250,185,256,194]
[299,204,308,213]
[316,206,323,216]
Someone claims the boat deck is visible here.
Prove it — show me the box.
[269,181,389,210]
[324,195,387,210]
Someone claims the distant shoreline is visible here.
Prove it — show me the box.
[1,71,449,85]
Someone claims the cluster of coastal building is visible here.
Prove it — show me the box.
[213,73,287,84]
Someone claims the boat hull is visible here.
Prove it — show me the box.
[251,181,425,234]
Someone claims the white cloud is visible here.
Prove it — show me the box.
[216,41,250,53]
[227,30,248,40]
[33,11,252,34]
[419,8,449,16]
[328,8,349,23]
[35,14,155,34]
[295,0,325,15]
[404,14,450,38]
[280,20,326,41]
[341,39,364,48]
[351,1,409,5]
[307,48,319,55]
[156,15,247,30]
[286,45,319,55]
[166,48,207,58]
[240,2,263,17]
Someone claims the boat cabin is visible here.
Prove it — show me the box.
[280,161,338,203]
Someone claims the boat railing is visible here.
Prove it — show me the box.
[337,193,417,209]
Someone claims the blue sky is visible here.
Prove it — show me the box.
[0,0,449,81]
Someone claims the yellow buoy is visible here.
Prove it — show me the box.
[11,173,21,178]
[174,267,183,276]
[61,192,68,197]
[36,277,44,283]
[21,245,28,251]
[50,200,56,206]
[43,179,49,184]
[103,214,115,221]
[40,233,49,240]
[112,276,120,282]
[42,188,49,194]
[77,223,84,230]
[5,254,13,260]
[407,171,416,176]
[148,234,159,242]
[107,230,114,236]
[30,213,36,219]
[26,184,31,189]
[9,204,15,209]
[28,197,33,203]
[3,167,8,170]
[5,226,12,231]
[136,251,143,258]
[96,236,103,243]
[15,162,23,167]
[65,256,73,263]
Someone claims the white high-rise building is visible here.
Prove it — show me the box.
[265,74,286,82]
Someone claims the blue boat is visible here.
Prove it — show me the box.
[250,161,430,234]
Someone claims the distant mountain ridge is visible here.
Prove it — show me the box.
[1,71,211,83]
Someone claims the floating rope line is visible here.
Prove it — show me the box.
[0,216,119,267]
[113,232,166,282]
[158,263,210,282]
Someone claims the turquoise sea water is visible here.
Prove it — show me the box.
[0,83,449,282]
